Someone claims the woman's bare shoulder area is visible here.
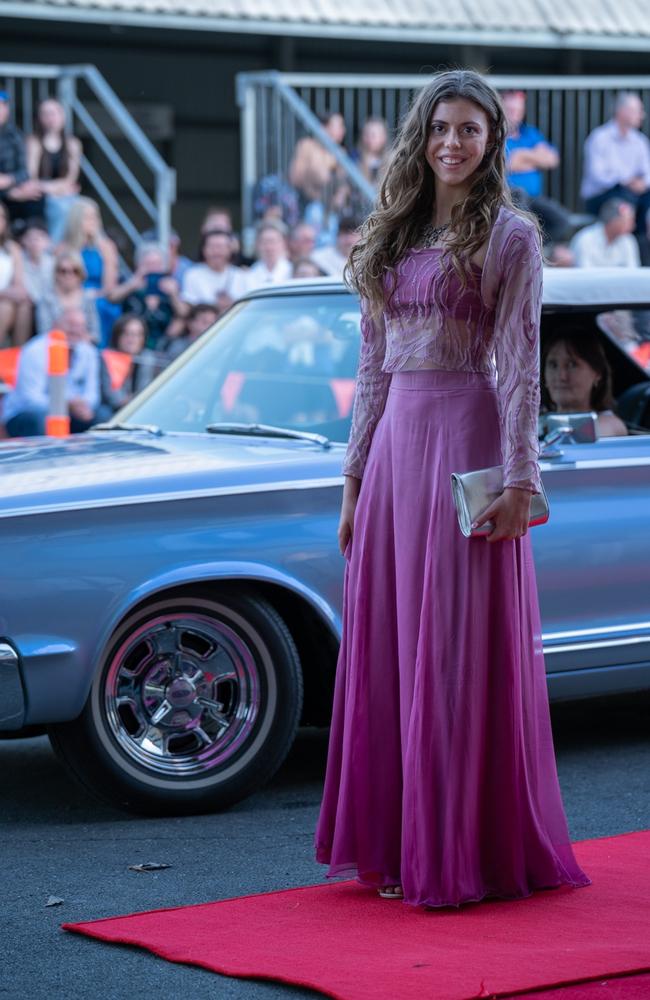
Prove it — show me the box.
[597,411,628,437]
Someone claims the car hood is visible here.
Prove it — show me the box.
[0,431,345,517]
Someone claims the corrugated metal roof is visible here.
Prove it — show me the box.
[6,0,650,39]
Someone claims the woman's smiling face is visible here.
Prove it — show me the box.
[425,98,491,192]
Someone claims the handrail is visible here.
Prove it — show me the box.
[79,157,142,247]
[68,64,172,179]
[70,96,157,218]
[0,61,61,78]
[0,61,175,255]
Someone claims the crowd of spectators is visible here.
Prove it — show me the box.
[2,81,650,438]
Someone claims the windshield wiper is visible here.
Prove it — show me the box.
[205,422,331,449]
[93,422,164,437]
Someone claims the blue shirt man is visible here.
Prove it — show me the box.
[506,123,554,197]
[501,90,559,199]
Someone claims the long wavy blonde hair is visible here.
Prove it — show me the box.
[345,69,539,316]
[62,196,104,250]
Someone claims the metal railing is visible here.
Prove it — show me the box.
[237,72,650,243]
[0,63,176,254]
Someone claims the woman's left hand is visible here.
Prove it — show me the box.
[472,486,533,542]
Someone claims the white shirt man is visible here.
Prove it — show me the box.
[581,109,650,201]
[245,256,293,291]
[181,262,248,305]
[181,230,248,307]
[570,199,641,268]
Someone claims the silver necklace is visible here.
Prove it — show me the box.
[418,222,451,247]
[419,221,451,248]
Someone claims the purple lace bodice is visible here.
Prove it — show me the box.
[343,205,543,493]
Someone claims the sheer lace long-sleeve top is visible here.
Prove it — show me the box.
[343,205,543,494]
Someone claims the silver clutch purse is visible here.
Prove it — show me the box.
[450,464,550,538]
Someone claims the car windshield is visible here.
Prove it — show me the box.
[119,292,361,440]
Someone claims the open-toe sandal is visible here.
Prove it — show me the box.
[378,885,404,899]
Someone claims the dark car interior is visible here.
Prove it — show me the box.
[540,307,650,436]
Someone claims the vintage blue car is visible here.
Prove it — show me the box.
[2,271,650,814]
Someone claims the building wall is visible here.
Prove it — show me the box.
[2,15,648,252]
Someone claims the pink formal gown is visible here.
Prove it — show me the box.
[314,204,592,908]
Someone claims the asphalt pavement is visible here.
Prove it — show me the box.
[2,692,649,1000]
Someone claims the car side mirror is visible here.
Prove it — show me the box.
[543,411,598,445]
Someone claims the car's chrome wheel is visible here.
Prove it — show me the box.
[105,613,261,777]
[49,592,303,815]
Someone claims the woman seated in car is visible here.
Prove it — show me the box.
[541,330,628,438]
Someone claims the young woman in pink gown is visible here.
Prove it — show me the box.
[314,70,591,909]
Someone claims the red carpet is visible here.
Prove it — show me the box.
[63,830,650,1000]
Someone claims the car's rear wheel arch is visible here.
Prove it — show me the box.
[249,580,339,727]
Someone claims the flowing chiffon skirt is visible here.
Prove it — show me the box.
[314,369,591,908]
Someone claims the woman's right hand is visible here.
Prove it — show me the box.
[338,475,361,556]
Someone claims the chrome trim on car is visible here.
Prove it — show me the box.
[544,621,650,641]
[539,457,650,472]
[543,621,650,656]
[0,476,345,520]
[544,636,650,655]
[0,642,26,730]
[569,458,650,470]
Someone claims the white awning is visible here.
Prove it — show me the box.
[4,0,650,49]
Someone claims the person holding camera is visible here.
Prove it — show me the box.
[108,242,188,349]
